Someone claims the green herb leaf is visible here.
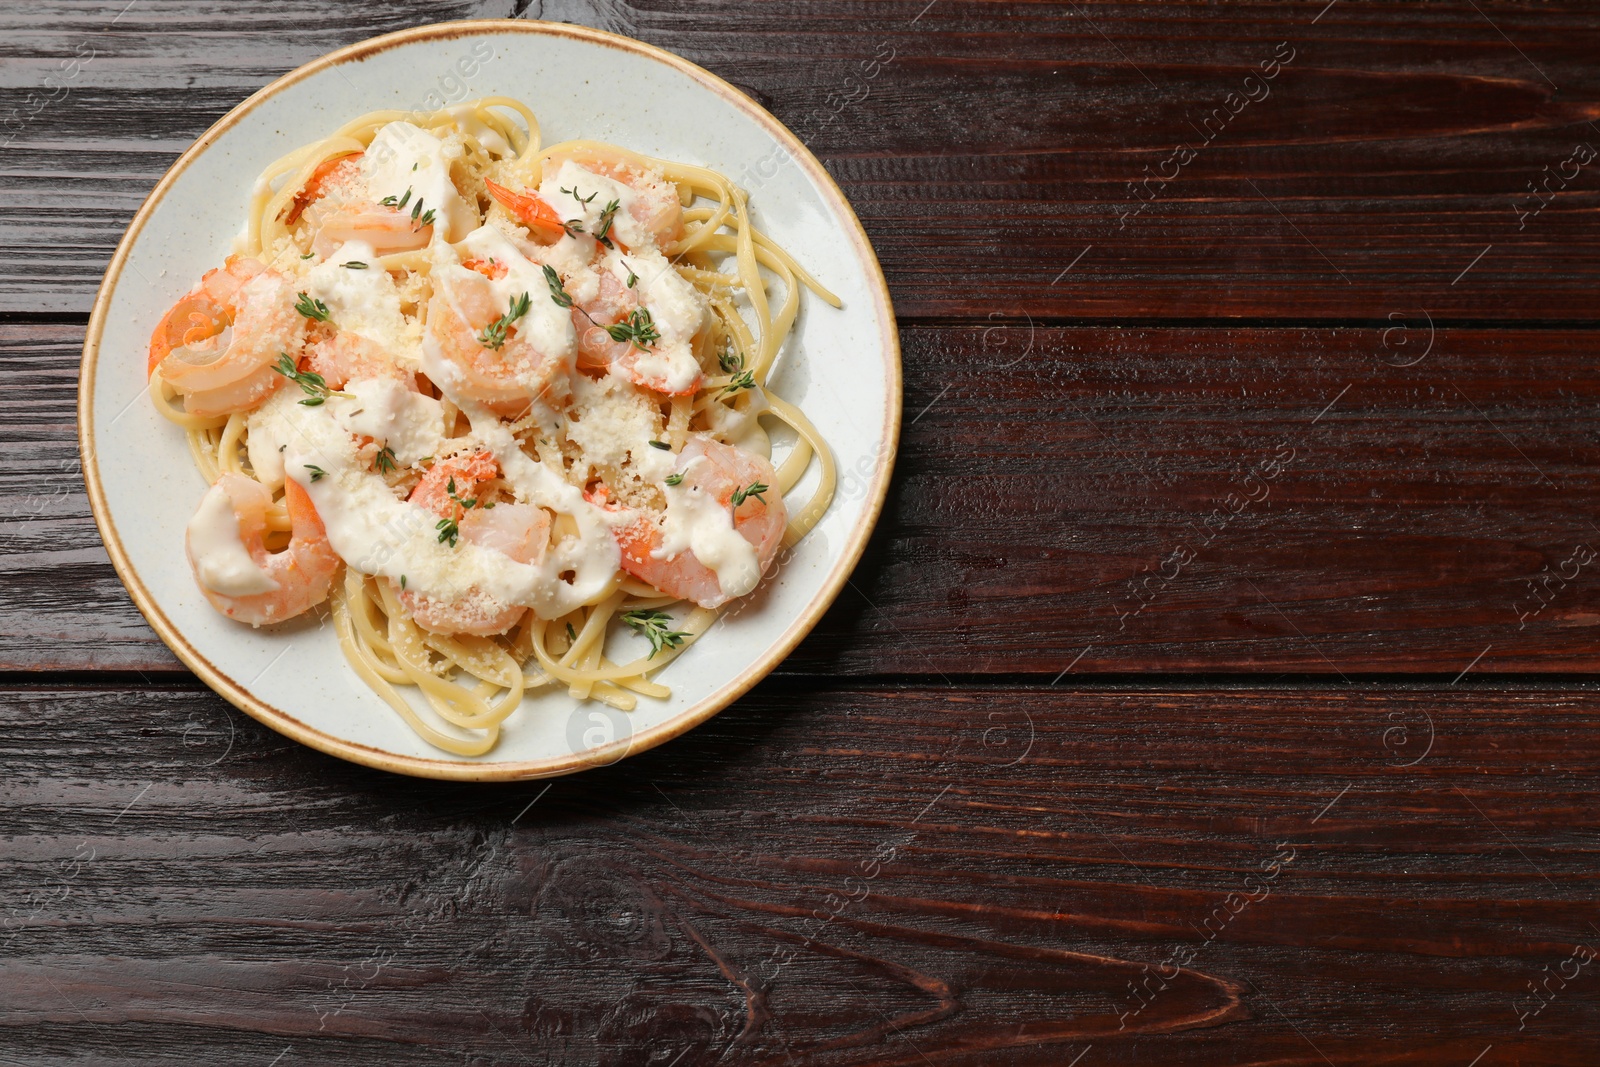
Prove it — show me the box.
[272,352,347,405]
[542,264,575,309]
[603,307,660,350]
[565,622,577,642]
[718,343,744,374]
[477,291,532,350]
[400,574,407,590]
[303,464,327,483]
[625,263,639,288]
[647,439,670,451]
[300,252,316,260]
[664,472,684,487]
[621,608,691,658]
[560,185,597,206]
[294,291,331,322]
[341,261,368,269]
[374,445,398,474]
[436,517,460,547]
[731,481,769,507]
[592,198,621,248]
[719,368,756,397]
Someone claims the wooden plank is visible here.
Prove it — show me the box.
[2,681,1598,1063]
[21,321,1600,675]
[3,2,1600,318]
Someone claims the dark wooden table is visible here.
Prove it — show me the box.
[5,1,1600,1063]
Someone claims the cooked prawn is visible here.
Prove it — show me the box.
[424,263,572,416]
[306,330,414,391]
[610,436,785,608]
[187,473,339,626]
[541,147,683,251]
[312,202,435,259]
[396,453,548,636]
[151,257,303,419]
[485,179,567,243]
[568,262,703,396]
[285,152,362,226]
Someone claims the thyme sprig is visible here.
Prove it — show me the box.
[731,481,769,507]
[720,369,756,397]
[603,307,660,350]
[272,353,348,406]
[303,464,327,482]
[621,608,691,658]
[477,291,532,350]
[294,291,331,322]
[374,445,398,474]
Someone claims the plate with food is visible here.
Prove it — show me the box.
[79,20,899,779]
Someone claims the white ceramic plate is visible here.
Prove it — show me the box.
[79,20,899,780]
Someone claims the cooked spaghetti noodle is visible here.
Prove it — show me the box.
[149,98,837,755]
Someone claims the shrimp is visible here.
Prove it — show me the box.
[151,257,304,418]
[423,263,572,416]
[312,202,434,259]
[569,261,703,396]
[485,179,567,243]
[306,330,414,392]
[186,473,340,626]
[285,152,363,225]
[542,147,683,251]
[609,436,785,609]
[396,453,548,636]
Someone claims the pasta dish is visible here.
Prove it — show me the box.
[147,97,837,755]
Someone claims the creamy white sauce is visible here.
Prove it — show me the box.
[304,240,418,358]
[274,396,620,620]
[606,248,704,392]
[456,225,576,359]
[362,121,473,241]
[245,387,304,490]
[656,455,761,598]
[329,378,444,465]
[446,105,511,158]
[187,483,279,596]
[539,160,647,251]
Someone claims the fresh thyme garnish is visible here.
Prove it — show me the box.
[731,481,769,507]
[542,264,575,309]
[720,369,756,396]
[625,263,638,288]
[561,186,597,206]
[374,445,397,474]
[436,516,460,547]
[272,353,347,406]
[592,199,621,248]
[546,264,654,349]
[379,187,412,209]
[294,291,331,322]
[300,252,315,260]
[341,261,367,269]
[417,208,436,229]
[647,440,670,451]
[400,574,407,590]
[477,291,532,350]
[445,476,494,511]
[664,472,684,487]
[718,343,744,374]
[604,307,660,350]
[565,622,577,642]
[303,464,327,482]
[621,608,691,658]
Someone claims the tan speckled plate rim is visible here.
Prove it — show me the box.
[77,18,901,781]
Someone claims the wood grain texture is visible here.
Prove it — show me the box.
[2,1,1599,318]
[22,321,1600,675]
[2,681,1598,1065]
